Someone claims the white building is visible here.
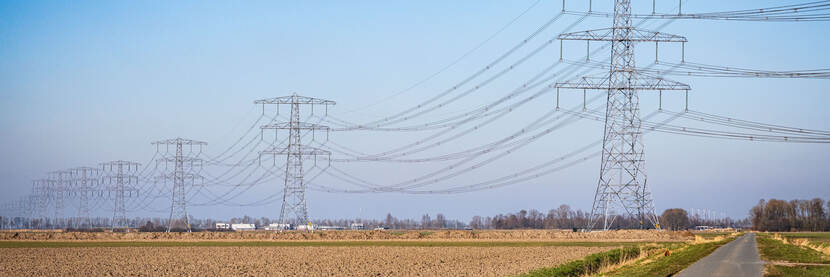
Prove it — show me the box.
[349,223,365,230]
[318,226,345,230]
[295,224,315,231]
[231,223,256,231]
[215,223,230,230]
[264,223,292,230]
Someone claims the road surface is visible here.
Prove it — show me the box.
[676,233,764,277]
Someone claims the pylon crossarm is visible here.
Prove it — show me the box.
[155,157,205,165]
[254,94,336,105]
[260,146,331,156]
[555,73,690,91]
[261,122,331,130]
[151,138,207,146]
[558,27,687,43]
[155,172,204,181]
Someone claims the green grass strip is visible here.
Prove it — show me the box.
[692,232,733,239]
[765,265,830,277]
[0,240,649,249]
[520,246,648,277]
[779,232,830,245]
[756,234,830,264]
[602,237,735,277]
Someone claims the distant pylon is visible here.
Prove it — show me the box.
[48,170,70,229]
[32,179,51,228]
[25,194,40,229]
[555,0,691,230]
[101,160,140,231]
[70,167,100,228]
[256,93,334,225]
[152,138,206,232]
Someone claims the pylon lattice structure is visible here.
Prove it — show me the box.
[69,167,101,228]
[256,94,334,225]
[152,138,206,232]
[31,179,52,228]
[556,0,691,231]
[101,161,140,231]
[47,170,71,228]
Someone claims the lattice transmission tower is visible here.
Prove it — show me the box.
[24,194,40,229]
[256,94,334,226]
[152,138,206,232]
[47,170,71,228]
[31,179,52,228]
[69,167,101,228]
[556,0,690,230]
[101,161,140,231]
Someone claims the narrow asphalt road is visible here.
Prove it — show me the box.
[676,233,764,277]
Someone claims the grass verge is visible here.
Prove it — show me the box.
[765,265,830,277]
[0,240,647,248]
[600,236,736,277]
[778,232,830,245]
[756,233,830,277]
[520,245,653,277]
[756,234,829,264]
[692,232,734,239]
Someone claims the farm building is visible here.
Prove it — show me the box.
[231,224,256,231]
[318,226,345,230]
[215,223,230,230]
[349,223,365,230]
[264,223,292,230]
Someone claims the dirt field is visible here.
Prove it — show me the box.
[0,230,691,276]
[0,245,613,276]
[0,229,693,241]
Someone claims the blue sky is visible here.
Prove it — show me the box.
[1,0,828,222]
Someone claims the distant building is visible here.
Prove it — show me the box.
[264,223,292,230]
[231,223,256,231]
[349,223,365,230]
[318,226,345,230]
[215,223,230,230]
[295,224,315,231]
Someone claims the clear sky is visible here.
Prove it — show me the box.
[1,0,828,222]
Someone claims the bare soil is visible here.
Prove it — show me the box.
[0,245,613,276]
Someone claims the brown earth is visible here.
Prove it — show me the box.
[0,229,693,241]
[0,245,613,276]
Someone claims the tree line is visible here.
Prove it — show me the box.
[471,205,738,230]
[750,198,829,231]
[3,203,768,231]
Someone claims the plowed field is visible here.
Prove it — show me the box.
[0,230,690,275]
[0,245,612,276]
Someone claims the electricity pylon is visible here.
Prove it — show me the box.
[22,194,37,229]
[255,93,334,226]
[556,0,690,231]
[152,138,206,232]
[32,179,51,228]
[70,167,100,228]
[47,170,71,229]
[101,161,140,231]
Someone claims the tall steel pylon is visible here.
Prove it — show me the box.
[70,167,100,228]
[101,161,140,231]
[47,170,71,229]
[556,0,691,230]
[152,138,206,232]
[32,179,51,228]
[256,94,334,226]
